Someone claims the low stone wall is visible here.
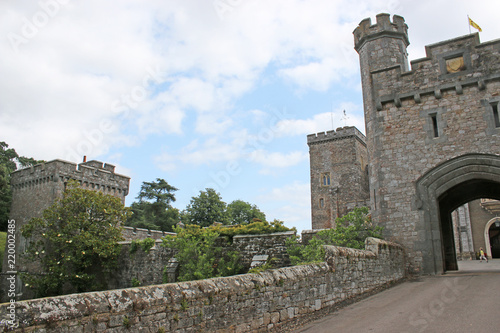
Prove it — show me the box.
[0,238,405,332]
[121,226,175,241]
[107,240,176,290]
[231,231,295,268]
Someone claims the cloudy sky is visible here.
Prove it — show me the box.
[1,0,499,233]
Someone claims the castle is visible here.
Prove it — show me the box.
[309,14,500,274]
[3,158,130,296]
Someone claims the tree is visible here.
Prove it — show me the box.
[0,142,42,231]
[21,181,130,298]
[185,188,229,227]
[126,178,179,232]
[227,199,266,225]
[162,225,242,282]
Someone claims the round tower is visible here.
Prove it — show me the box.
[353,13,409,224]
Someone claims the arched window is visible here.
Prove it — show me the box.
[321,173,331,186]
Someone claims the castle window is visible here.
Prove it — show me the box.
[319,198,325,208]
[321,173,331,186]
[430,113,439,137]
[492,102,500,128]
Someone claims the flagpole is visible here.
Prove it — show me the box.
[467,15,471,34]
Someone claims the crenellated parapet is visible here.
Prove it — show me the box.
[353,13,408,52]
[10,159,130,199]
[307,126,366,146]
[372,33,500,110]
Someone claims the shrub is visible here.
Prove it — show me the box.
[162,225,242,282]
[286,207,383,265]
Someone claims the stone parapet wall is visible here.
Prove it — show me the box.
[121,226,175,241]
[231,231,295,268]
[0,238,405,332]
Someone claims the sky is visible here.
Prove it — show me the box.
[1,0,499,234]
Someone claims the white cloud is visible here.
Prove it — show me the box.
[274,102,365,137]
[257,181,311,232]
[249,150,308,169]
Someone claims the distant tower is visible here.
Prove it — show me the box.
[308,127,369,229]
[3,159,130,299]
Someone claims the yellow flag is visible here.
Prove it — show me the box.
[469,17,482,32]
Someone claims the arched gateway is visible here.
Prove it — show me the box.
[415,154,500,273]
[308,14,500,275]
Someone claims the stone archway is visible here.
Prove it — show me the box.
[415,154,500,274]
[485,217,500,258]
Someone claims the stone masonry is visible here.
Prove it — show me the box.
[354,14,500,274]
[308,126,370,229]
[309,13,500,275]
[3,159,130,299]
[0,238,404,332]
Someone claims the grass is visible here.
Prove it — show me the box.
[0,231,6,271]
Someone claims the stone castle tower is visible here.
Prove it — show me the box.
[3,159,130,295]
[307,127,369,229]
[309,13,500,275]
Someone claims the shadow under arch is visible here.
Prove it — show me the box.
[415,153,500,274]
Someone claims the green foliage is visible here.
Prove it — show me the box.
[162,225,243,282]
[286,207,383,265]
[131,278,141,287]
[21,181,130,298]
[123,316,130,328]
[0,142,43,231]
[130,238,156,254]
[184,188,229,227]
[0,231,6,270]
[227,200,266,225]
[180,298,189,311]
[126,179,179,232]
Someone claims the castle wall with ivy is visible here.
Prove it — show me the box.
[0,238,404,332]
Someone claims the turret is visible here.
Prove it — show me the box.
[354,13,409,72]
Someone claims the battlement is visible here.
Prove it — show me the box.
[371,33,500,109]
[353,13,409,51]
[307,126,366,146]
[10,159,130,197]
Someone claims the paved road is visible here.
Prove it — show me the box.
[293,260,500,333]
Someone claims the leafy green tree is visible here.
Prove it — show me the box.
[21,181,130,298]
[286,207,383,265]
[0,142,42,231]
[227,199,266,225]
[126,179,179,232]
[162,225,242,282]
[185,188,229,227]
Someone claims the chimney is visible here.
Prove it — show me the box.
[83,156,87,162]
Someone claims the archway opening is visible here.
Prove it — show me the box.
[489,222,500,258]
[438,179,500,271]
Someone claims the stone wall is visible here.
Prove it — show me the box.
[74,231,296,292]
[231,231,295,269]
[0,238,405,332]
[353,13,500,274]
[121,226,175,241]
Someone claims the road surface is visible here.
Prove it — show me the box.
[292,260,500,333]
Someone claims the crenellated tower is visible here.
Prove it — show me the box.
[353,14,410,224]
[308,126,369,229]
[3,159,130,299]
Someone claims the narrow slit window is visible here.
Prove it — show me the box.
[319,198,325,208]
[431,114,439,137]
[492,102,500,128]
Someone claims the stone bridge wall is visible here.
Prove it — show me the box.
[0,238,405,332]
